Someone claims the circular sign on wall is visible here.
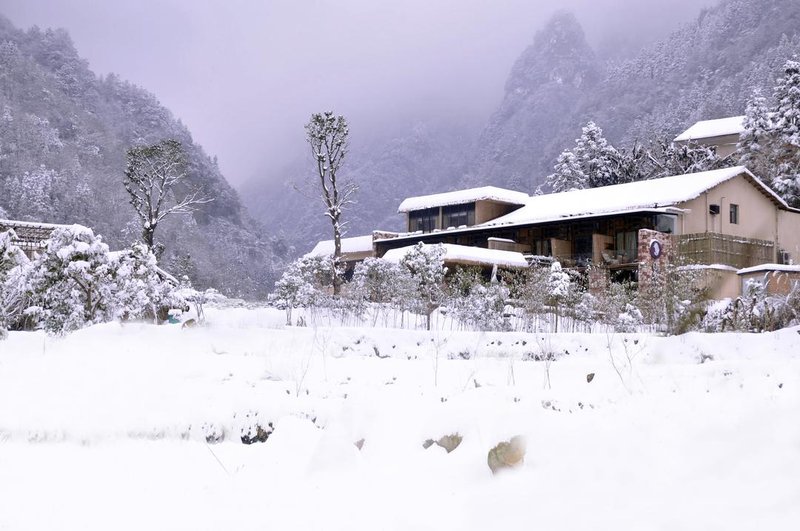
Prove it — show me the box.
[649,240,663,259]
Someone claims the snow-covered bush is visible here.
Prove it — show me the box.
[547,261,580,332]
[713,279,800,333]
[592,281,642,332]
[111,242,180,322]
[453,281,512,331]
[273,255,334,324]
[351,257,413,305]
[24,226,117,334]
[399,243,447,330]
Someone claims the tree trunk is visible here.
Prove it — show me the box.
[332,216,343,297]
[143,225,156,251]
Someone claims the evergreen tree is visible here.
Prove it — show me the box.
[573,122,619,188]
[772,60,800,205]
[737,90,773,179]
[546,150,587,192]
[25,226,116,334]
[737,60,800,206]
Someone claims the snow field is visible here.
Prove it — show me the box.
[1,307,799,530]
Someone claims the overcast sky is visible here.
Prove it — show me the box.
[3,0,714,186]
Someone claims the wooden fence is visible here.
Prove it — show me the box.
[677,233,774,269]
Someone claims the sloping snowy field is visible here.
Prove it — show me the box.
[1,307,798,530]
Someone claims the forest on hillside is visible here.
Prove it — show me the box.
[0,16,286,298]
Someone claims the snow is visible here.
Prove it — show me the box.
[484,166,767,227]
[0,219,78,231]
[383,243,529,268]
[679,263,739,272]
[673,115,746,142]
[306,234,374,257]
[397,186,529,213]
[1,309,799,530]
[737,263,800,275]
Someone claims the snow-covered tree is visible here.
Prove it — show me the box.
[737,60,800,207]
[24,226,117,334]
[305,112,357,297]
[547,261,571,332]
[111,242,178,322]
[5,165,61,221]
[273,255,333,325]
[737,90,773,178]
[771,60,800,205]
[400,243,447,330]
[646,138,721,178]
[454,281,511,331]
[546,150,587,192]
[574,121,620,188]
[123,139,213,255]
[351,257,411,304]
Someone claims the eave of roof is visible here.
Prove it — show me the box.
[397,186,529,213]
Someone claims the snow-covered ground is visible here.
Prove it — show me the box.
[1,307,798,530]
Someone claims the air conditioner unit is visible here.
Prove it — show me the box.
[709,204,720,215]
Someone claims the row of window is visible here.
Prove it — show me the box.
[409,205,476,233]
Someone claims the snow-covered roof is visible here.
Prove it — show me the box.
[678,263,739,272]
[305,235,374,258]
[0,219,74,230]
[737,263,800,275]
[382,243,528,269]
[397,186,529,213]
[483,167,781,228]
[673,116,745,143]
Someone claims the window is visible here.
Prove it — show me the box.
[729,204,739,224]
[442,204,475,228]
[655,214,676,234]
[615,230,638,263]
[533,238,552,256]
[409,208,438,233]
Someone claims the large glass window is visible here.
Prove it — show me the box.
[442,204,475,228]
[409,208,438,233]
[615,230,638,263]
[533,238,552,256]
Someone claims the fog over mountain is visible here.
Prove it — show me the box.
[2,0,711,186]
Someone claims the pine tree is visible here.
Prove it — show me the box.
[546,150,587,192]
[737,60,800,207]
[573,122,619,188]
[25,226,116,334]
[772,60,800,205]
[737,90,773,179]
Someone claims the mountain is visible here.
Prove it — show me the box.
[0,16,284,298]
[466,11,601,192]
[473,0,800,192]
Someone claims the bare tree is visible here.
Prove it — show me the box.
[123,139,212,255]
[304,112,357,297]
